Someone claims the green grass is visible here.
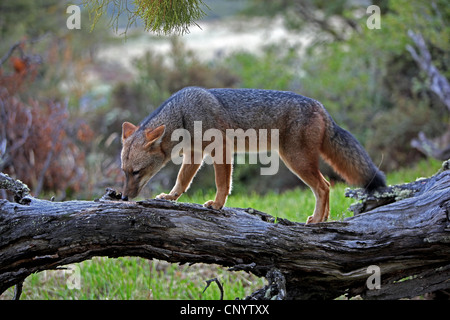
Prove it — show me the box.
[1,258,265,300]
[0,158,444,300]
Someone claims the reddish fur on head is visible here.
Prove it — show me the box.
[122,122,138,141]
[121,122,167,200]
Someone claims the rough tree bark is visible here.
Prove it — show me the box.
[0,161,449,300]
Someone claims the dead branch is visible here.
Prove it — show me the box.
[406,30,450,111]
[411,130,450,161]
[407,30,450,161]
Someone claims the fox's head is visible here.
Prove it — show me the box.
[120,122,166,200]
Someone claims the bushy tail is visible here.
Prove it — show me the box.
[320,118,386,191]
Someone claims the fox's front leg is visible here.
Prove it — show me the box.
[156,160,201,201]
[204,162,233,210]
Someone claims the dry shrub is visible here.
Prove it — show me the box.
[0,66,92,198]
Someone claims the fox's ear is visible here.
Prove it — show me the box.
[144,125,166,149]
[122,122,138,141]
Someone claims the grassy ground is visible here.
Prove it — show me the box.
[0,158,443,300]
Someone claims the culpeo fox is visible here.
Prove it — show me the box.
[121,87,385,224]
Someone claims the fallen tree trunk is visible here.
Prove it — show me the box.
[1,162,450,300]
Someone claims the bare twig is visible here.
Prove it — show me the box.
[202,278,224,300]
[0,41,24,67]
[13,281,23,300]
[0,34,47,67]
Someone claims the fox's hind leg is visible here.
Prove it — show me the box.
[204,140,233,210]
[279,148,330,224]
[203,161,233,209]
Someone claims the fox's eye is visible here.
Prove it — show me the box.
[132,170,141,176]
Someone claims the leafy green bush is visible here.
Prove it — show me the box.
[223,44,298,90]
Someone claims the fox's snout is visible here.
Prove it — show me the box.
[121,186,137,201]
[122,175,140,201]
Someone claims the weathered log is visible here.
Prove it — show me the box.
[344,159,450,215]
[0,162,449,299]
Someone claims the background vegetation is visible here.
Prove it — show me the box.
[0,0,448,299]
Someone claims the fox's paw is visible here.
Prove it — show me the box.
[203,200,223,210]
[156,193,179,201]
[306,215,320,225]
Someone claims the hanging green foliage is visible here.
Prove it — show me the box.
[83,0,208,35]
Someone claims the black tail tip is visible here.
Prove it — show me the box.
[365,170,387,191]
